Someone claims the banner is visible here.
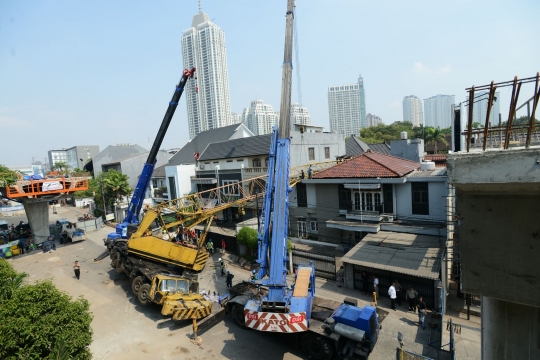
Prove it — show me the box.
[42,181,63,192]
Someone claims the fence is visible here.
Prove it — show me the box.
[291,248,336,280]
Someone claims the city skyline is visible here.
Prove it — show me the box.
[424,94,455,129]
[1,1,538,165]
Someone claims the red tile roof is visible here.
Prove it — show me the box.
[424,154,447,167]
[313,150,420,179]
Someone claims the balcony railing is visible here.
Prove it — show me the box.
[242,167,268,174]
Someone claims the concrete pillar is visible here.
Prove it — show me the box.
[482,296,540,360]
[22,200,50,244]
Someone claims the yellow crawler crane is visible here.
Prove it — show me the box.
[107,160,339,276]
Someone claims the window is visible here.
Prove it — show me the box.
[353,190,383,212]
[411,182,429,215]
[168,177,177,199]
[308,147,315,161]
[310,218,318,232]
[324,147,330,159]
[297,217,307,238]
[253,158,261,167]
[296,183,307,207]
[222,180,240,196]
[265,157,269,167]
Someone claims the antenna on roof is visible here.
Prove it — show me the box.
[198,0,202,12]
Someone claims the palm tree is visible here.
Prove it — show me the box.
[102,170,132,203]
[425,127,447,154]
[52,161,71,173]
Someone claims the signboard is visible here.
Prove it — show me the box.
[105,213,115,221]
[42,181,64,192]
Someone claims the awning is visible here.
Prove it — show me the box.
[326,216,380,233]
[191,177,217,185]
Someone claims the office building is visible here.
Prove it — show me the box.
[182,10,232,139]
[328,75,367,136]
[366,113,382,127]
[48,146,100,170]
[403,95,423,127]
[424,94,455,129]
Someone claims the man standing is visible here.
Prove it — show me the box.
[394,279,403,306]
[373,275,379,295]
[221,239,226,254]
[417,296,427,330]
[73,261,81,280]
[226,271,234,289]
[206,239,213,255]
[406,286,418,313]
[388,282,397,311]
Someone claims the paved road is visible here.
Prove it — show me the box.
[7,205,480,360]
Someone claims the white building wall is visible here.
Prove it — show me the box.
[165,164,196,200]
[290,132,345,167]
[328,76,365,136]
[394,181,447,221]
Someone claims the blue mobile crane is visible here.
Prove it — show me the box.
[106,68,195,242]
[218,1,380,358]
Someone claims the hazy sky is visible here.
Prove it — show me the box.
[1,0,538,166]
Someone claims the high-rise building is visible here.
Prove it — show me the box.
[290,103,311,129]
[424,94,455,129]
[328,75,367,136]
[402,95,423,127]
[471,91,501,126]
[182,10,232,139]
[366,113,382,127]
[231,112,242,125]
[243,100,279,136]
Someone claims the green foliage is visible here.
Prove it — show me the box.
[425,127,448,154]
[287,239,293,252]
[90,170,132,209]
[52,161,71,173]
[74,178,98,199]
[0,261,93,360]
[472,122,482,128]
[237,227,258,249]
[0,164,17,187]
[359,121,451,149]
[0,164,12,173]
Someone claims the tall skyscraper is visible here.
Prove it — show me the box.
[182,11,232,139]
[424,94,455,129]
[366,113,382,127]
[403,95,423,127]
[243,100,279,136]
[328,75,367,136]
[290,103,311,129]
[471,91,501,126]
[231,112,242,125]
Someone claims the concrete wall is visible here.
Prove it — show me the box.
[390,139,424,163]
[93,144,148,179]
[314,184,341,243]
[394,180,447,221]
[118,150,169,189]
[165,164,196,200]
[290,131,346,167]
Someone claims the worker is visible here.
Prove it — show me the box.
[226,271,234,289]
[206,239,214,255]
[406,286,418,313]
[336,265,344,287]
[73,260,81,280]
[300,170,305,179]
[307,165,313,179]
[221,239,226,254]
[219,258,225,276]
[250,270,258,281]
[417,296,427,330]
[388,282,397,311]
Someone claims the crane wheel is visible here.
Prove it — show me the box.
[231,305,247,330]
[302,333,334,360]
[110,251,119,268]
[137,284,152,306]
[131,276,144,295]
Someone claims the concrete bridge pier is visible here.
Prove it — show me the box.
[21,199,50,244]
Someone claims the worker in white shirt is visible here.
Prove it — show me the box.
[373,275,379,294]
[388,282,397,311]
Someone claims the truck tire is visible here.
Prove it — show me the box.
[110,250,119,268]
[231,305,247,330]
[137,284,152,306]
[302,333,334,360]
[131,276,144,295]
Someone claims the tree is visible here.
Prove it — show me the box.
[52,161,71,173]
[425,127,448,154]
[101,170,132,204]
[472,122,483,129]
[237,227,258,249]
[0,260,93,359]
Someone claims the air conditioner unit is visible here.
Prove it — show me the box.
[199,163,205,169]
[381,215,394,222]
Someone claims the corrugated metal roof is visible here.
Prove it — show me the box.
[345,136,391,157]
[168,124,245,166]
[199,134,272,161]
[406,168,447,178]
[341,231,443,280]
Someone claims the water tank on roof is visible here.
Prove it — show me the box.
[400,131,408,140]
[420,161,436,170]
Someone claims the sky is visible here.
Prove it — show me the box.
[1,0,539,166]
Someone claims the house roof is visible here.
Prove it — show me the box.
[406,168,447,178]
[341,231,443,280]
[346,136,391,156]
[313,150,419,179]
[93,144,148,164]
[199,134,272,161]
[424,154,447,167]
[152,164,167,178]
[168,124,246,166]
